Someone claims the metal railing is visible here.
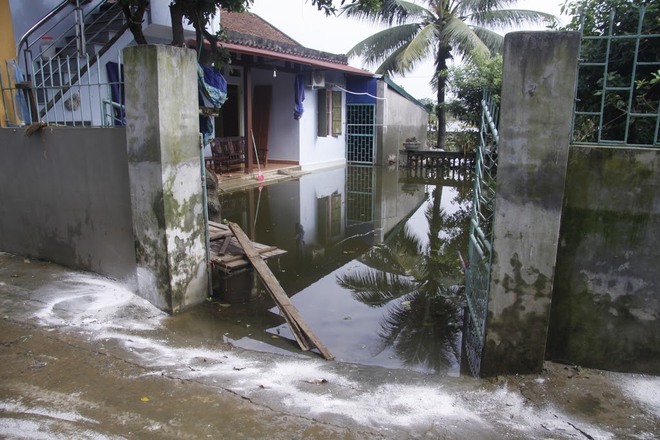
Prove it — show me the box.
[1,52,124,127]
[463,91,499,378]
[2,0,129,127]
[572,5,659,147]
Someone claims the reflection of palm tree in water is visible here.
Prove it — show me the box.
[337,185,470,373]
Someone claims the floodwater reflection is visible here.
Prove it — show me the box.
[212,165,472,375]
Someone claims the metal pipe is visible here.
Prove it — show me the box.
[199,134,214,299]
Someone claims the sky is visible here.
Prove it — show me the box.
[248,0,571,100]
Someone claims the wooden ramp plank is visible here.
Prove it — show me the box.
[228,222,334,360]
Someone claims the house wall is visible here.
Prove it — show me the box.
[147,3,201,42]
[299,71,347,171]
[9,0,104,47]
[346,77,377,105]
[379,83,428,166]
[0,127,136,283]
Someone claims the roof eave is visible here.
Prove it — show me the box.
[220,41,374,77]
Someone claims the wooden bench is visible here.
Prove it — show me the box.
[205,136,246,173]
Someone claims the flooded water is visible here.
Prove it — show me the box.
[197,165,471,375]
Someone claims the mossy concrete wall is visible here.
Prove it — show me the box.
[124,45,207,314]
[480,31,580,376]
[547,147,660,374]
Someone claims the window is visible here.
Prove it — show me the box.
[317,89,342,137]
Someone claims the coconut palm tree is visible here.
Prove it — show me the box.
[343,0,555,148]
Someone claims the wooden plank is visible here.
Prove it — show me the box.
[228,222,334,360]
[218,237,231,255]
[210,231,232,241]
[208,220,227,229]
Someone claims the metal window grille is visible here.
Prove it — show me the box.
[346,165,374,223]
[572,6,659,147]
[346,104,376,164]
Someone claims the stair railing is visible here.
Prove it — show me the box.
[12,0,134,126]
[16,0,94,72]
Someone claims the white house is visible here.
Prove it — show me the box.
[1,1,429,171]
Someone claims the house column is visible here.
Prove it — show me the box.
[244,60,254,173]
[480,31,580,376]
[123,45,208,314]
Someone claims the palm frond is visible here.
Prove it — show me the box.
[359,244,411,275]
[348,23,421,66]
[469,9,557,29]
[469,26,504,55]
[394,22,438,71]
[373,44,409,74]
[377,293,463,372]
[342,0,429,26]
[454,0,519,16]
[337,270,417,307]
[441,16,491,60]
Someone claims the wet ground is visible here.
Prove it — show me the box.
[1,252,659,439]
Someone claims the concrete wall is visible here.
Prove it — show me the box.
[124,45,208,314]
[547,146,660,374]
[0,127,136,282]
[378,82,428,166]
[480,31,580,376]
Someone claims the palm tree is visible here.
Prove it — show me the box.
[343,0,555,148]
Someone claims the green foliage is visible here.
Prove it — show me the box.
[563,0,659,145]
[446,52,502,128]
[343,0,554,147]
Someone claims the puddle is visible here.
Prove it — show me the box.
[172,165,472,375]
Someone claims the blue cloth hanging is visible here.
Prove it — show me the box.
[198,65,228,109]
[294,73,305,120]
[105,61,125,125]
[198,65,228,143]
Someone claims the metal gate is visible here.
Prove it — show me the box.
[346,104,376,164]
[464,92,499,378]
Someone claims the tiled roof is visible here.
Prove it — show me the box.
[220,10,349,66]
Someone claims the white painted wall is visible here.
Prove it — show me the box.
[298,84,347,171]
[252,69,300,163]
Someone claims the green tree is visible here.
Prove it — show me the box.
[446,51,502,129]
[561,0,659,144]
[120,0,345,50]
[343,0,555,148]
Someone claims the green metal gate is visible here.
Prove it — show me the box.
[464,92,499,378]
[346,104,376,164]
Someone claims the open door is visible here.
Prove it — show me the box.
[252,85,271,166]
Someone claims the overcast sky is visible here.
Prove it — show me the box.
[247,0,571,100]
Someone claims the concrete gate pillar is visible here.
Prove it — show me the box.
[480,32,580,376]
[123,45,208,314]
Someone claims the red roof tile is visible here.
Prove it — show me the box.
[221,11,300,46]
